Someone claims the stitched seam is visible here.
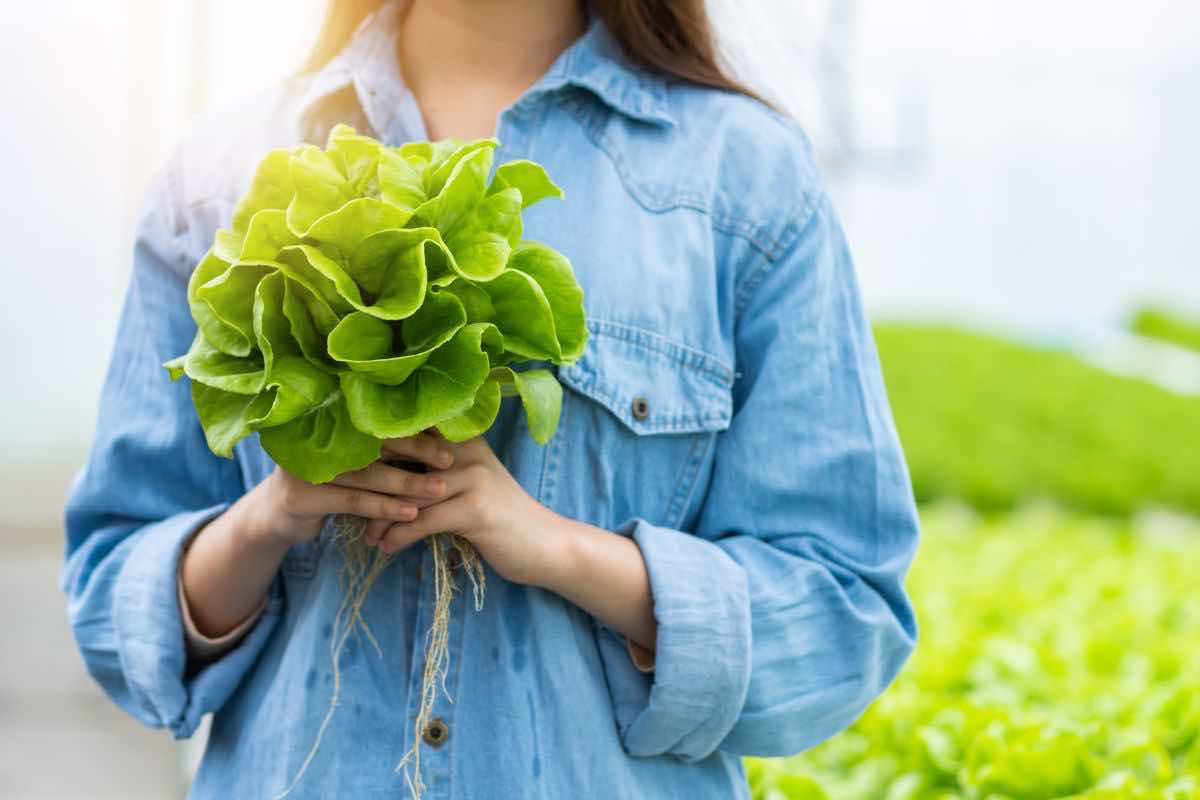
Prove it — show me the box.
[563,363,686,419]
[584,319,734,385]
[711,216,786,260]
[665,431,711,529]
[734,192,824,315]
[557,97,788,260]
[559,322,734,433]
[674,429,717,532]
[560,365,729,434]
[733,255,773,318]
[445,583,468,797]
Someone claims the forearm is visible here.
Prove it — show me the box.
[180,492,290,638]
[534,509,658,652]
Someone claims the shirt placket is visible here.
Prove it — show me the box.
[398,95,542,797]
[401,541,466,798]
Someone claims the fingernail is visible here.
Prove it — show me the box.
[437,450,452,468]
[398,506,417,521]
[426,478,445,497]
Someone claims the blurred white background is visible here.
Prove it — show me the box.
[0,1,1196,797]
[2,0,325,546]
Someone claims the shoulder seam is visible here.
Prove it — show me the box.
[556,92,800,261]
[733,191,824,315]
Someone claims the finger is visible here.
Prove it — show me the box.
[319,484,418,523]
[378,499,462,554]
[332,461,447,501]
[381,434,453,469]
[432,462,490,499]
[362,517,392,548]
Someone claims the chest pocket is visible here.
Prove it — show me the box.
[547,320,733,532]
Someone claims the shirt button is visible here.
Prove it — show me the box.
[631,396,650,421]
[423,717,449,748]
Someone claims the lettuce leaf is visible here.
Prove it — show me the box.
[165,127,586,482]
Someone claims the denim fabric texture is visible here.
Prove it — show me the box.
[62,5,919,798]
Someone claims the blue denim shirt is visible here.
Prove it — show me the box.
[62,6,918,798]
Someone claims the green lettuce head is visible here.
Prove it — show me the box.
[165,125,587,483]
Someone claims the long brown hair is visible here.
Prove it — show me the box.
[301,0,760,101]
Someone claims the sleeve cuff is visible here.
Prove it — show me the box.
[113,503,283,739]
[594,518,753,761]
[177,558,267,663]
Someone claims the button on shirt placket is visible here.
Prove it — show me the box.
[423,717,450,748]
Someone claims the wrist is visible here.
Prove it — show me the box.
[230,490,295,559]
[528,505,587,594]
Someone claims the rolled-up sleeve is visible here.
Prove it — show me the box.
[599,191,919,761]
[60,154,282,739]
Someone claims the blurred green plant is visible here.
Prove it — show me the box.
[1131,307,1200,354]
[748,505,1200,800]
[875,324,1200,517]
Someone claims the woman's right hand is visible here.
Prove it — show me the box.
[242,433,457,549]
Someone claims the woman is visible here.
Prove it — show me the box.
[63,1,919,797]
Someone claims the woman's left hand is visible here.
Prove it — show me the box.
[362,436,564,587]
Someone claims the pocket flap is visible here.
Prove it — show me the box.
[558,321,733,435]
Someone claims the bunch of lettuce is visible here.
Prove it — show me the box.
[165,124,586,482]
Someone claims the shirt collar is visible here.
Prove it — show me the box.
[525,8,676,127]
[298,1,676,139]
[298,1,411,141]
